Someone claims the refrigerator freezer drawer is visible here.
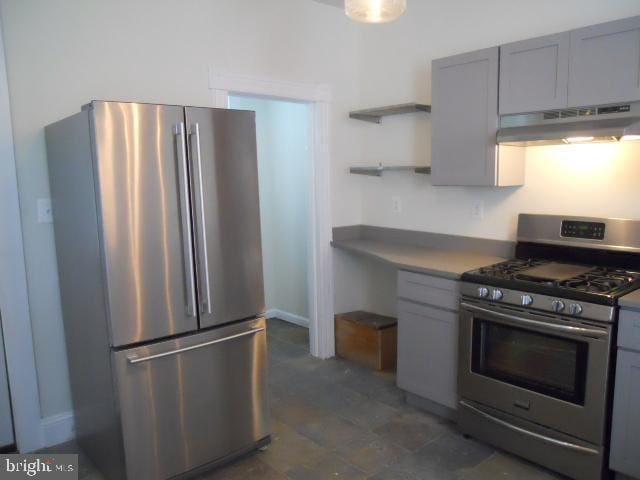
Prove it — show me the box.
[112,317,269,480]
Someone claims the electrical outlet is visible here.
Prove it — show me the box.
[392,196,402,213]
[37,198,53,223]
[471,199,484,219]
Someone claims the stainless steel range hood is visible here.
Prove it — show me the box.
[497,102,640,146]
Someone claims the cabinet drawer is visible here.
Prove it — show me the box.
[618,309,640,352]
[397,300,459,409]
[398,270,460,311]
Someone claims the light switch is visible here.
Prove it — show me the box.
[37,198,53,223]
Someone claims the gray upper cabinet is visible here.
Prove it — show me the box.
[432,48,498,186]
[499,33,570,114]
[431,47,524,186]
[568,16,640,107]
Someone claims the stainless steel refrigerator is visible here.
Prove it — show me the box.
[45,101,269,480]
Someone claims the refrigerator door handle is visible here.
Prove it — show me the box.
[174,122,197,317]
[126,326,266,364]
[189,122,212,314]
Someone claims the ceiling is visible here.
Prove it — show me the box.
[311,0,343,8]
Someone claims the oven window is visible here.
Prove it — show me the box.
[471,319,588,404]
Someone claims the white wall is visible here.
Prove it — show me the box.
[230,95,311,320]
[0,0,362,420]
[333,249,397,317]
[360,143,640,241]
[355,0,640,241]
[0,16,43,452]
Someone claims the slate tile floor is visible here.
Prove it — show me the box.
[42,318,565,480]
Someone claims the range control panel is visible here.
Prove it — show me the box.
[561,220,605,240]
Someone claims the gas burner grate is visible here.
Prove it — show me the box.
[559,268,640,294]
[477,259,546,278]
[468,261,640,297]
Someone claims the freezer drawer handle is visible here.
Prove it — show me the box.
[459,400,599,456]
[460,302,608,339]
[127,327,265,364]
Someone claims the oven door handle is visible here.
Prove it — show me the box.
[460,302,608,339]
[459,400,599,456]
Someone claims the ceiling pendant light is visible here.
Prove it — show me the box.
[345,0,407,24]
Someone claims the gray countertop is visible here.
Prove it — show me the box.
[331,238,506,280]
[620,289,640,309]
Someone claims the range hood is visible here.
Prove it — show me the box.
[497,102,640,146]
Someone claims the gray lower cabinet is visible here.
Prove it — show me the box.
[610,308,640,479]
[499,32,570,114]
[431,47,524,187]
[569,16,640,107]
[397,271,459,410]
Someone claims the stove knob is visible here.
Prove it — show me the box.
[551,300,565,313]
[477,287,489,298]
[490,289,504,301]
[521,295,533,306]
[569,303,583,316]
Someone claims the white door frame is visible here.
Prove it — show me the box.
[0,22,44,452]
[209,71,335,359]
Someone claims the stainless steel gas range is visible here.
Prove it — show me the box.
[457,214,640,480]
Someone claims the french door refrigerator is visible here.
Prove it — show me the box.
[45,101,269,480]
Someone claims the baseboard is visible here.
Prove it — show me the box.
[40,411,75,448]
[405,392,458,423]
[265,309,309,328]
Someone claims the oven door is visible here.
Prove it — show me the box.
[459,300,612,444]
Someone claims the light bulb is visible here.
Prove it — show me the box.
[563,136,595,144]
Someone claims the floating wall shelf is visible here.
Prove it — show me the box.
[349,103,431,123]
[350,164,432,177]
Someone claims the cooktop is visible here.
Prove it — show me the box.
[462,258,640,305]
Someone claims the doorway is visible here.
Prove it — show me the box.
[229,94,312,350]
[210,73,334,360]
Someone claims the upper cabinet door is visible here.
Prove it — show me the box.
[499,33,570,114]
[569,16,640,107]
[184,107,265,329]
[432,47,499,186]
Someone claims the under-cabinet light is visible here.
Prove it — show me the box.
[621,135,640,141]
[563,136,595,144]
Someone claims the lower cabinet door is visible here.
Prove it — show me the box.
[397,300,459,409]
[610,348,640,478]
[112,318,269,480]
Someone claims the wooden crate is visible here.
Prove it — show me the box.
[335,311,397,371]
